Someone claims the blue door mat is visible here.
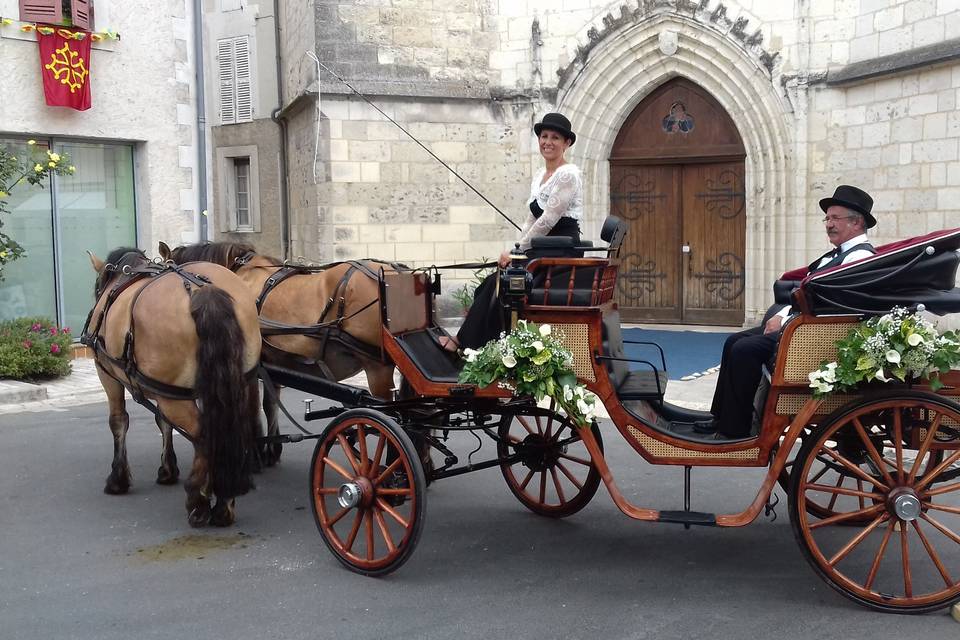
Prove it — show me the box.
[620,328,732,380]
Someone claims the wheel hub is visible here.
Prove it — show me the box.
[516,434,559,471]
[338,482,362,509]
[887,487,922,521]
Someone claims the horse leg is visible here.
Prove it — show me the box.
[157,399,210,527]
[210,497,237,527]
[154,416,180,485]
[99,368,132,495]
[363,362,397,400]
[259,382,283,467]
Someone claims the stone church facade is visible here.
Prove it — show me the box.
[209,0,960,325]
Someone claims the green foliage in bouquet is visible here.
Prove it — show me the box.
[0,317,74,379]
[809,307,960,397]
[458,320,598,427]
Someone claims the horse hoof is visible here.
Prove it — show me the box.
[188,507,211,528]
[103,475,130,495]
[210,509,236,527]
[264,443,282,467]
[156,467,179,485]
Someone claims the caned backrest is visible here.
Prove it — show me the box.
[777,318,859,384]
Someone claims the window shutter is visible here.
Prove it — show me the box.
[19,0,62,23]
[70,0,94,31]
[234,36,253,122]
[217,38,236,125]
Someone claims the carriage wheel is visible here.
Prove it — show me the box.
[790,391,960,612]
[310,409,426,576]
[497,404,603,518]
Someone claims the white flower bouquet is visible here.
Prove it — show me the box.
[809,307,960,397]
[458,320,599,427]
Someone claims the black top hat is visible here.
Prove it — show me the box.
[534,113,576,145]
[819,185,876,229]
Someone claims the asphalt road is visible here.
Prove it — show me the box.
[1,392,957,639]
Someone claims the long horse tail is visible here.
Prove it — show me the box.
[189,286,255,499]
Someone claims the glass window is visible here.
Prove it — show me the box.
[0,140,57,323]
[56,142,136,332]
[234,157,250,229]
[0,137,136,333]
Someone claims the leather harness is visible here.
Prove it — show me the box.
[229,254,397,380]
[80,256,255,442]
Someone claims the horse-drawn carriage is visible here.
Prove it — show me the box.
[87,221,960,613]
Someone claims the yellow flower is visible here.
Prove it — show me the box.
[1,18,13,26]
[68,165,76,173]
[48,161,56,168]
[47,151,60,162]
[27,139,36,145]
[34,163,43,173]
[0,191,7,198]
[0,251,7,259]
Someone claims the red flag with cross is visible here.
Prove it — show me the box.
[36,26,92,111]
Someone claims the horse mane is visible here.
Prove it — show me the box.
[171,241,260,268]
[95,247,147,297]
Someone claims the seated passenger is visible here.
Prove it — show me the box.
[701,185,878,439]
[450,112,585,350]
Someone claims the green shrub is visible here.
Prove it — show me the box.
[0,317,73,379]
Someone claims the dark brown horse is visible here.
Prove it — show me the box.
[158,241,397,465]
[84,248,262,527]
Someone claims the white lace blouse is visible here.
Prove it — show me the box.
[518,164,584,251]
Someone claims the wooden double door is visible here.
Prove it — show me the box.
[610,161,745,325]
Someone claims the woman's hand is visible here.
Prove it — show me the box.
[498,251,512,267]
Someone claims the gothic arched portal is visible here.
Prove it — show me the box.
[610,77,746,325]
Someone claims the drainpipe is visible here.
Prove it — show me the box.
[271,0,290,259]
[193,0,209,241]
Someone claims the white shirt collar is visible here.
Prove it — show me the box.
[838,233,869,252]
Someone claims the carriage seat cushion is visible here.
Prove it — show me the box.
[393,328,462,383]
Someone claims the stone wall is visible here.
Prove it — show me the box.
[301,0,960,324]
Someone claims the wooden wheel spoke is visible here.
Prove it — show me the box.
[558,453,592,467]
[851,417,895,487]
[809,463,831,485]
[316,487,340,495]
[828,514,888,566]
[373,507,396,554]
[518,468,535,491]
[827,474,844,511]
[857,479,866,510]
[900,524,912,598]
[821,445,889,491]
[803,482,883,500]
[323,456,354,482]
[371,434,386,471]
[921,512,960,545]
[374,457,403,486]
[865,520,896,590]
[376,497,410,528]
[326,505,352,528]
[544,413,554,440]
[909,413,942,484]
[376,487,412,497]
[556,461,584,490]
[915,449,960,492]
[809,503,885,530]
[365,510,375,561]
[517,416,536,436]
[337,433,361,476]
[357,426,369,475]
[539,470,547,504]
[925,502,960,515]
[911,520,954,587]
[344,510,363,552]
[892,409,905,483]
[925,481,960,497]
[550,467,567,505]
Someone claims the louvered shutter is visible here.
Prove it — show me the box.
[19,0,62,23]
[218,39,236,125]
[70,0,94,30]
[234,37,253,122]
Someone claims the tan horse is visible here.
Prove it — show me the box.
[84,248,262,527]
[158,242,397,465]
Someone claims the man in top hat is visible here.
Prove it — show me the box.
[700,185,878,440]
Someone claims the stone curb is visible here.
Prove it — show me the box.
[0,380,48,404]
